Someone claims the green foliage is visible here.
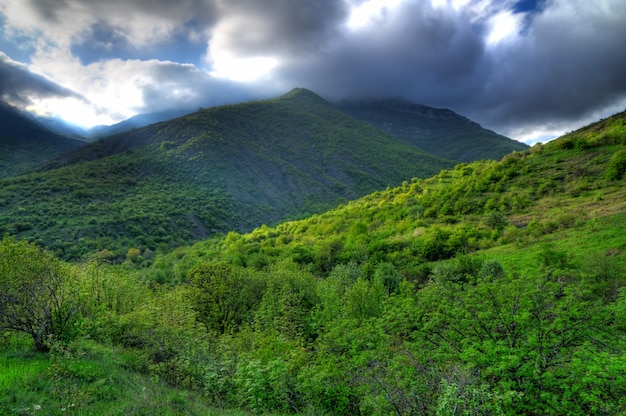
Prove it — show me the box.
[606,147,626,180]
[337,99,528,163]
[1,108,625,415]
[0,338,228,415]
[0,89,453,261]
[415,259,624,414]
[254,260,318,341]
[0,237,83,351]
[189,262,264,334]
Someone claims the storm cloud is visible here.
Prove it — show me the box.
[0,0,625,141]
[0,52,79,106]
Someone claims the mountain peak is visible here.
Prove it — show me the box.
[280,88,327,103]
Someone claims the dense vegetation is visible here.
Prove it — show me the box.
[335,99,528,162]
[1,109,625,414]
[0,89,454,260]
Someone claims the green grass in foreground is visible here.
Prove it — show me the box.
[0,337,247,416]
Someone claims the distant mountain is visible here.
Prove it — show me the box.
[86,108,193,140]
[33,115,88,139]
[0,102,85,178]
[1,88,454,259]
[335,99,528,162]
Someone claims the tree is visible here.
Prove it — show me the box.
[0,237,81,351]
[188,261,264,334]
[415,267,617,414]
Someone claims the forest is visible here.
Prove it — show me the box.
[1,110,626,415]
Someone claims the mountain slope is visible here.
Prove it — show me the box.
[3,110,625,416]
[154,109,626,279]
[0,88,454,259]
[86,108,193,140]
[119,109,625,415]
[0,103,84,178]
[335,99,528,162]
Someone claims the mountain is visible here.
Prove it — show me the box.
[151,108,626,279]
[0,102,85,178]
[0,88,454,259]
[32,114,89,139]
[335,99,528,162]
[86,108,193,140]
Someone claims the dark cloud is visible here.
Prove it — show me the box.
[213,0,350,55]
[70,20,131,64]
[137,62,263,114]
[26,0,217,26]
[2,0,625,140]
[258,0,626,138]
[71,20,207,65]
[271,1,486,104]
[470,0,626,134]
[0,53,79,107]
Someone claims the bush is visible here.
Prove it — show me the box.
[606,148,626,180]
[0,237,83,351]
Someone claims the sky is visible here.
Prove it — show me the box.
[1,0,625,144]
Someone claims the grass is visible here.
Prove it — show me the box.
[0,337,250,415]
[482,210,626,278]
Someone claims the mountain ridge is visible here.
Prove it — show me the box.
[152,107,626,279]
[0,102,85,178]
[335,98,528,162]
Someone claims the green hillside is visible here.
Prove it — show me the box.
[0,103,84,178]
[0,88,453,260]
[1,110,625,415]
[336,99,528,162]
[138,109,626,280]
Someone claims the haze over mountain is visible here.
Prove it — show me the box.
[0,102,84,178]
[86,108,194,140]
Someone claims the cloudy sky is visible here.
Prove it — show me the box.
[1,0,625,143]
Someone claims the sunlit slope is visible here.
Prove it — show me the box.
[154,109,626,280]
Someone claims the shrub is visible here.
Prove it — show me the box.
[0,237,83,351]
[606,148,626,180]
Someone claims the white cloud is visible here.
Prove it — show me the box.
[346,0,406,30]
[485,9,522,45]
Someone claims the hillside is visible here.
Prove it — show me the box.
[86,108,192,140]
[336,99,528,162]
[2,109,624,415]
[144,109,626,281]
[0,102,85,178]
[0,88,453,260]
